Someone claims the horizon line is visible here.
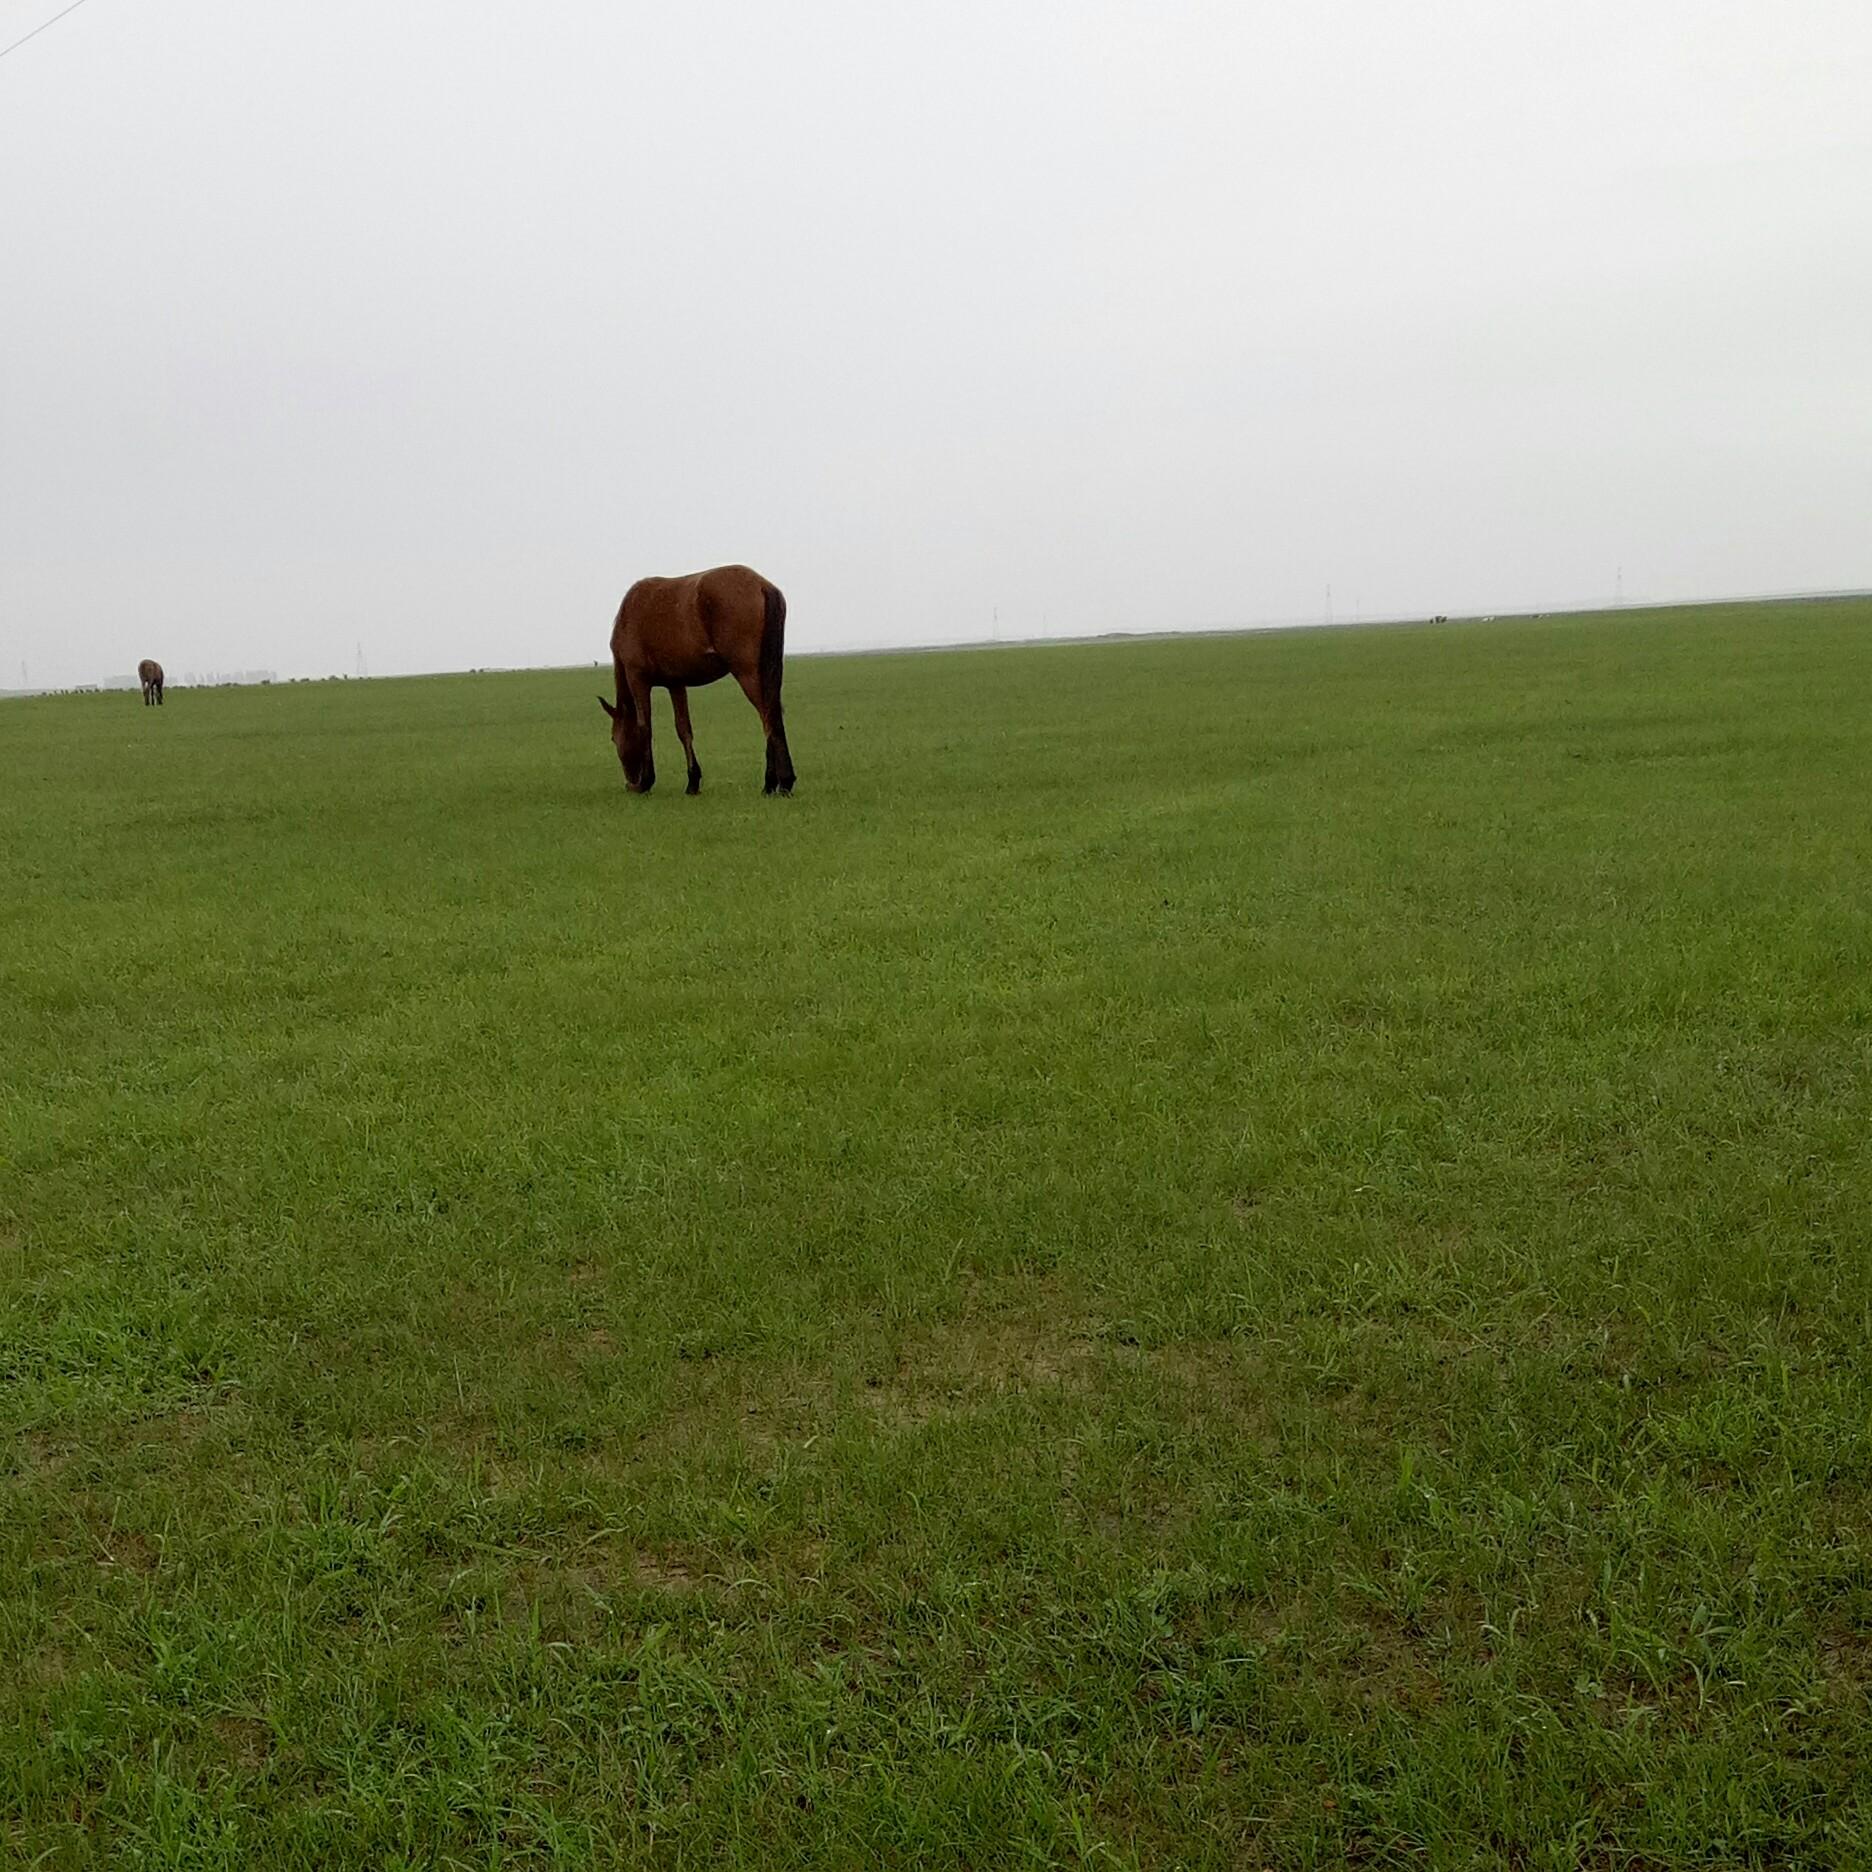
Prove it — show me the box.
[5,583,1868,698]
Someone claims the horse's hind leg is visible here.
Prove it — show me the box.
[760,693,795,795]
[733,669,795,796]
[765,707,794,795]
[670,687,702,794]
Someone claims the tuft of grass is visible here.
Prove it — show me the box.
[4,599,1872,1866]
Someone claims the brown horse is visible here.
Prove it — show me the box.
[600,564,795,795]
[138,659,164,706]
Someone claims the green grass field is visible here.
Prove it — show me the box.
[5,600,1871,1867]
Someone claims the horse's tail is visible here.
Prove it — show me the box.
[759,581,786,711]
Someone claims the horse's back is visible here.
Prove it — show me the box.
[618,564,766,615]
[612,566,775,674]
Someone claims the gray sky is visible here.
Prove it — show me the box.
[4,0,1868,686]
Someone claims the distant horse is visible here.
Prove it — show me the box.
[600,565,795,795]
[138,659,164,706]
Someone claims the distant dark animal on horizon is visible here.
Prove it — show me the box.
[600,564,795,796]
[138,659,164,706]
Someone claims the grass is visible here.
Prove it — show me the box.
[3,598,1871,1867]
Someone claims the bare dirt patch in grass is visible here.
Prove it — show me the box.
[1344,1608,1448,1713]
[92,1526,161,1575]
[633,1548,707,1594]
[212,1714,273,1771]
[858,1311,1106,1427]
[12,1426,74,1481]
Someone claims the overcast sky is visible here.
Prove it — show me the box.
[3,1,1868,685]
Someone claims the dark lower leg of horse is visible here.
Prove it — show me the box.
[625,682,655,792]
[764,727,795,796]
[670,690,701,795]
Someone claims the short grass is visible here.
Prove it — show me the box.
[4,599,1871,1868]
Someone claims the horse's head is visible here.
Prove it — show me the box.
[598,694,649,789]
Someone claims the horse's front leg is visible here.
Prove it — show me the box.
[670,687,702,794]
[627,675,656,792]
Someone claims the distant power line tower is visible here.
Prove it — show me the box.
[356,640,367,679]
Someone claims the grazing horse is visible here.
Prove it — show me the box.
[600,564,795,796]
[138,659,164,706]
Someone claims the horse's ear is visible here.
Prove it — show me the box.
[598,696,618,720]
